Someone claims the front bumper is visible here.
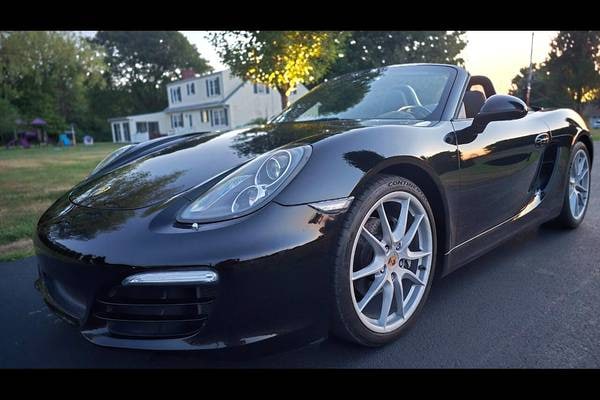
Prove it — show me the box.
[34,194,343,351]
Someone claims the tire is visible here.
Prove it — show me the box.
[330,175,437,347]
[554,142,591,229]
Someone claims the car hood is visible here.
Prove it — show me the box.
[68,122,337,209]
[69,119,427,209]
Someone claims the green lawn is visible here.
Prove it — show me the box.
[592,129,600,141]
[0,143,123,262]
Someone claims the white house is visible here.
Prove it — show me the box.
[108,112,169,143]
[109,69,309,143]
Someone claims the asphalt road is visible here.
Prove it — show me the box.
[2,150,599,368]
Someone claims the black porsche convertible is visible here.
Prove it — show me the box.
[35,63,593,350]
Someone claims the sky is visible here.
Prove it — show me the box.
[461,31,558,93]
[180,31,559,93]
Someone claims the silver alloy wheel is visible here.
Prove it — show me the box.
[568,149,590,220]
[350,191,433,333]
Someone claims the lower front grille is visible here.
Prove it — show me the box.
[93,284,217,339]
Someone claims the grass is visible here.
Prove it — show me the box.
[592,129,600,141]
[0,143,123,262]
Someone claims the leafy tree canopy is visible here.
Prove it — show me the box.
[323,31,467,82]
[210,31,348,108]
[509,64,572,109]
[0,97,19,136]
[92,31,212,113]
[0,31,106,133]
[510,31,600,113]
[0,31,214,142]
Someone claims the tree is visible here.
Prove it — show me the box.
[0,98,19,140]
[0,31,106,134]
[546,31,600,113]
[322,31,467,83]
[92,31,212,114]
[509,64,572,109]
[210,31,348,108]
[510,31,600,112]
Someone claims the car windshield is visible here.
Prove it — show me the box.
[271,65,457,123]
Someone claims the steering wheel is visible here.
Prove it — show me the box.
[397,105,431,119]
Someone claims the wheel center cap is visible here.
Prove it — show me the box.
[387,254,398,267]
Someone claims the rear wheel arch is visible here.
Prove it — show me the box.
[577,132,594,167]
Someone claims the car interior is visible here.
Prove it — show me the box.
[458,75,497,119]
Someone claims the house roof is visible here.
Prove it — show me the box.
[107,116,130,122]
[108,111,168,123]
[166,69,226,87]
[163,101,226,113]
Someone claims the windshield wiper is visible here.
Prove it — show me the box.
[295,117,343,122]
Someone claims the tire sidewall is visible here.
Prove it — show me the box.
[560,142,591,227]
[332,175,437,346]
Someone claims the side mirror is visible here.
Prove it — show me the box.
[472,94,527,133]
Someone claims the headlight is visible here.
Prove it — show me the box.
[90,144,134,176]
[179,145,311,223]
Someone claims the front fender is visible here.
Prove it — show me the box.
[275,121,459,206]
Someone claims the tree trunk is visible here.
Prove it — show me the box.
[277,87,289,110]
[575,88,584,114]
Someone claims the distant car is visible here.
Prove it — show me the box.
[35,64,593,351]
[590,117,600,129]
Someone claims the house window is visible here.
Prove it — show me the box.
[253,83,267,94]
[136,122,148,133]
[113,123,122,142]
[211,109,228,127]
[200,110,210,123]
[171,113,184,128]
[122,122,131,142]
[148,122,159,136]
[170,86,182,103]
[188,114,193,127]
[206,77,221,97]
[186,82,195,95]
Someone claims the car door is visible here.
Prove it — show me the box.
[451,110,551,245]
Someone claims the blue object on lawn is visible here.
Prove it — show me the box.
[58,133,72,146]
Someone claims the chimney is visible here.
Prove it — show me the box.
[181,68,196,80]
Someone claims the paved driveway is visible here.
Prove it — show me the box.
[1,148,599,368]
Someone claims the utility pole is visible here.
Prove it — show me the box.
[525,32,535,106]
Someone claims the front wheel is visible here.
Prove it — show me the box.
[330,175,437,346]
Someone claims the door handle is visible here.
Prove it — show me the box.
[534,133,550,147]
